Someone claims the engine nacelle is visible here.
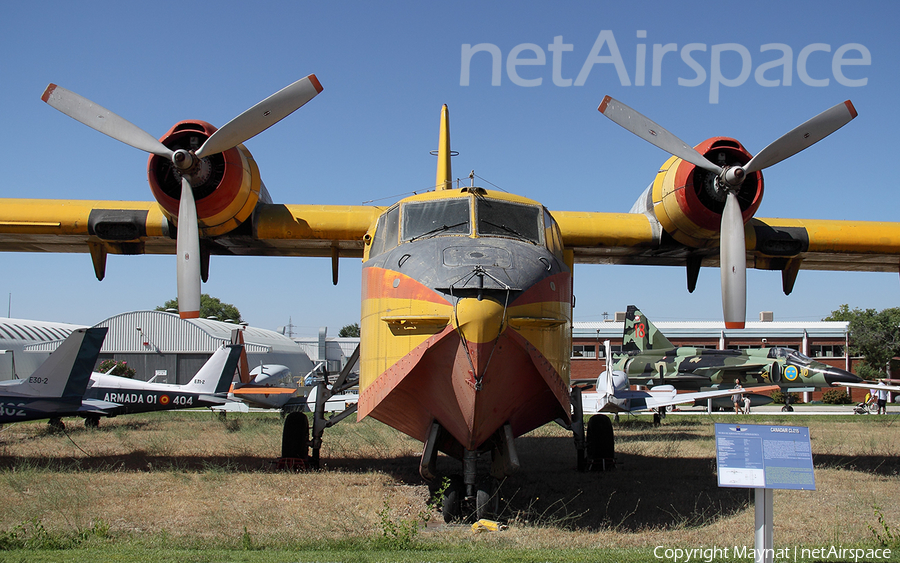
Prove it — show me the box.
[147,120,265,237]
[651,137,763,248]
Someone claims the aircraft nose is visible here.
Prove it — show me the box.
[453,297,505,343]
[823,366,862,385]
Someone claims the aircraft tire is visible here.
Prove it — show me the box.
[475,478,499,521]
[47,418,65,432]
[84,415,100,429]
[586,414,615,470]
[281,412,309,459]
[441,474,463,523]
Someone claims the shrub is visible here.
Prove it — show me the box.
[770,389,804,405]
[821,388,853,404]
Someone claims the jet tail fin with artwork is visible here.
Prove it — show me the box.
[17,327,107,398]
[621,305,673,352]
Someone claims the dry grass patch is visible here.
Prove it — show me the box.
[0,411,896,553]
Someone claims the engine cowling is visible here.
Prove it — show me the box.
[147,120,264,237]
[651,137,763,248]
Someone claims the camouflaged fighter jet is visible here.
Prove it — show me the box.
[610,306,862,400]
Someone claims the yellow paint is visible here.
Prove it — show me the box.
[197,144,262,236]
[435,105,452,190]
[553,211,654,249]
[358,273,573,396]
[504,299,571,384]
[453,297,505,344]
[753,217,900,254]
[381,315,451,336]
[255,203,379,243]
[651,155,718,248]
[360,292,453,391]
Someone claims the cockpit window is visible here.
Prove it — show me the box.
[769,348,812,365]
[369,204,400,257]
[476,198,542,244]
[787,351,813,365]
[402,199,471,241]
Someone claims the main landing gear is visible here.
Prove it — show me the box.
[571,387,616,472]
[781,391,794,412]
[279,345,359,471]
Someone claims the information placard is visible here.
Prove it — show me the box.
[714,423,815,490]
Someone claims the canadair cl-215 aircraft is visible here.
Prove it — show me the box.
[2,76,900,520]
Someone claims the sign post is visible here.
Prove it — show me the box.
[715,424,815,563]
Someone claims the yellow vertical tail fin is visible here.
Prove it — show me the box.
[435,104,452,190]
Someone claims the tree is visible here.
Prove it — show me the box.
[824,304,900,377]
[339,323,360,337]
[97,359,136,378]
[156,294,243,323]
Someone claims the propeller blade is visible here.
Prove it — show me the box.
[743,100,857,174]
[41,84,174,158]
[720,191,746,329]
[196,74,323,159]
[176,176,201,319]
[598,96,722,174]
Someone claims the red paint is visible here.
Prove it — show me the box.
[359,325,570,451]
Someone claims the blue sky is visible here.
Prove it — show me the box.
[1,1,898,335]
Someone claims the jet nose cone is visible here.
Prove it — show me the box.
[824,366,863,385]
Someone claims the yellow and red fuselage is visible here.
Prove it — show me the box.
[357,188,574,456]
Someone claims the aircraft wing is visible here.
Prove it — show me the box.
[79,398,120,414]
[0,199,379,259]
[833,382,900,393]
[641,384,779,411]
[554,212,900,273]
[196,395,230,406]
[7,198,898,267]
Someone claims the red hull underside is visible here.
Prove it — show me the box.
[358,326,570,452]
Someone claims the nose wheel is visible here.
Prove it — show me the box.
[439,473,502,523]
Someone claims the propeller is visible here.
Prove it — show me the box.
[599,96,857,328]
[42,75,323,318]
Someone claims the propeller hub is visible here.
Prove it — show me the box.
[721,166,746,187]
[170,149,213,188]
[171,149,195,171]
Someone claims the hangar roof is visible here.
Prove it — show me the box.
[27,310,303,354]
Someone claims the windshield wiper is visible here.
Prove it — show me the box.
[408,221,468,242]
[481,220,531,242]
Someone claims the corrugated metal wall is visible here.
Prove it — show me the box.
[88,311,315,383]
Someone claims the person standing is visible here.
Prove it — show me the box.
[733,380,746,415]
[875,379,889,415]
